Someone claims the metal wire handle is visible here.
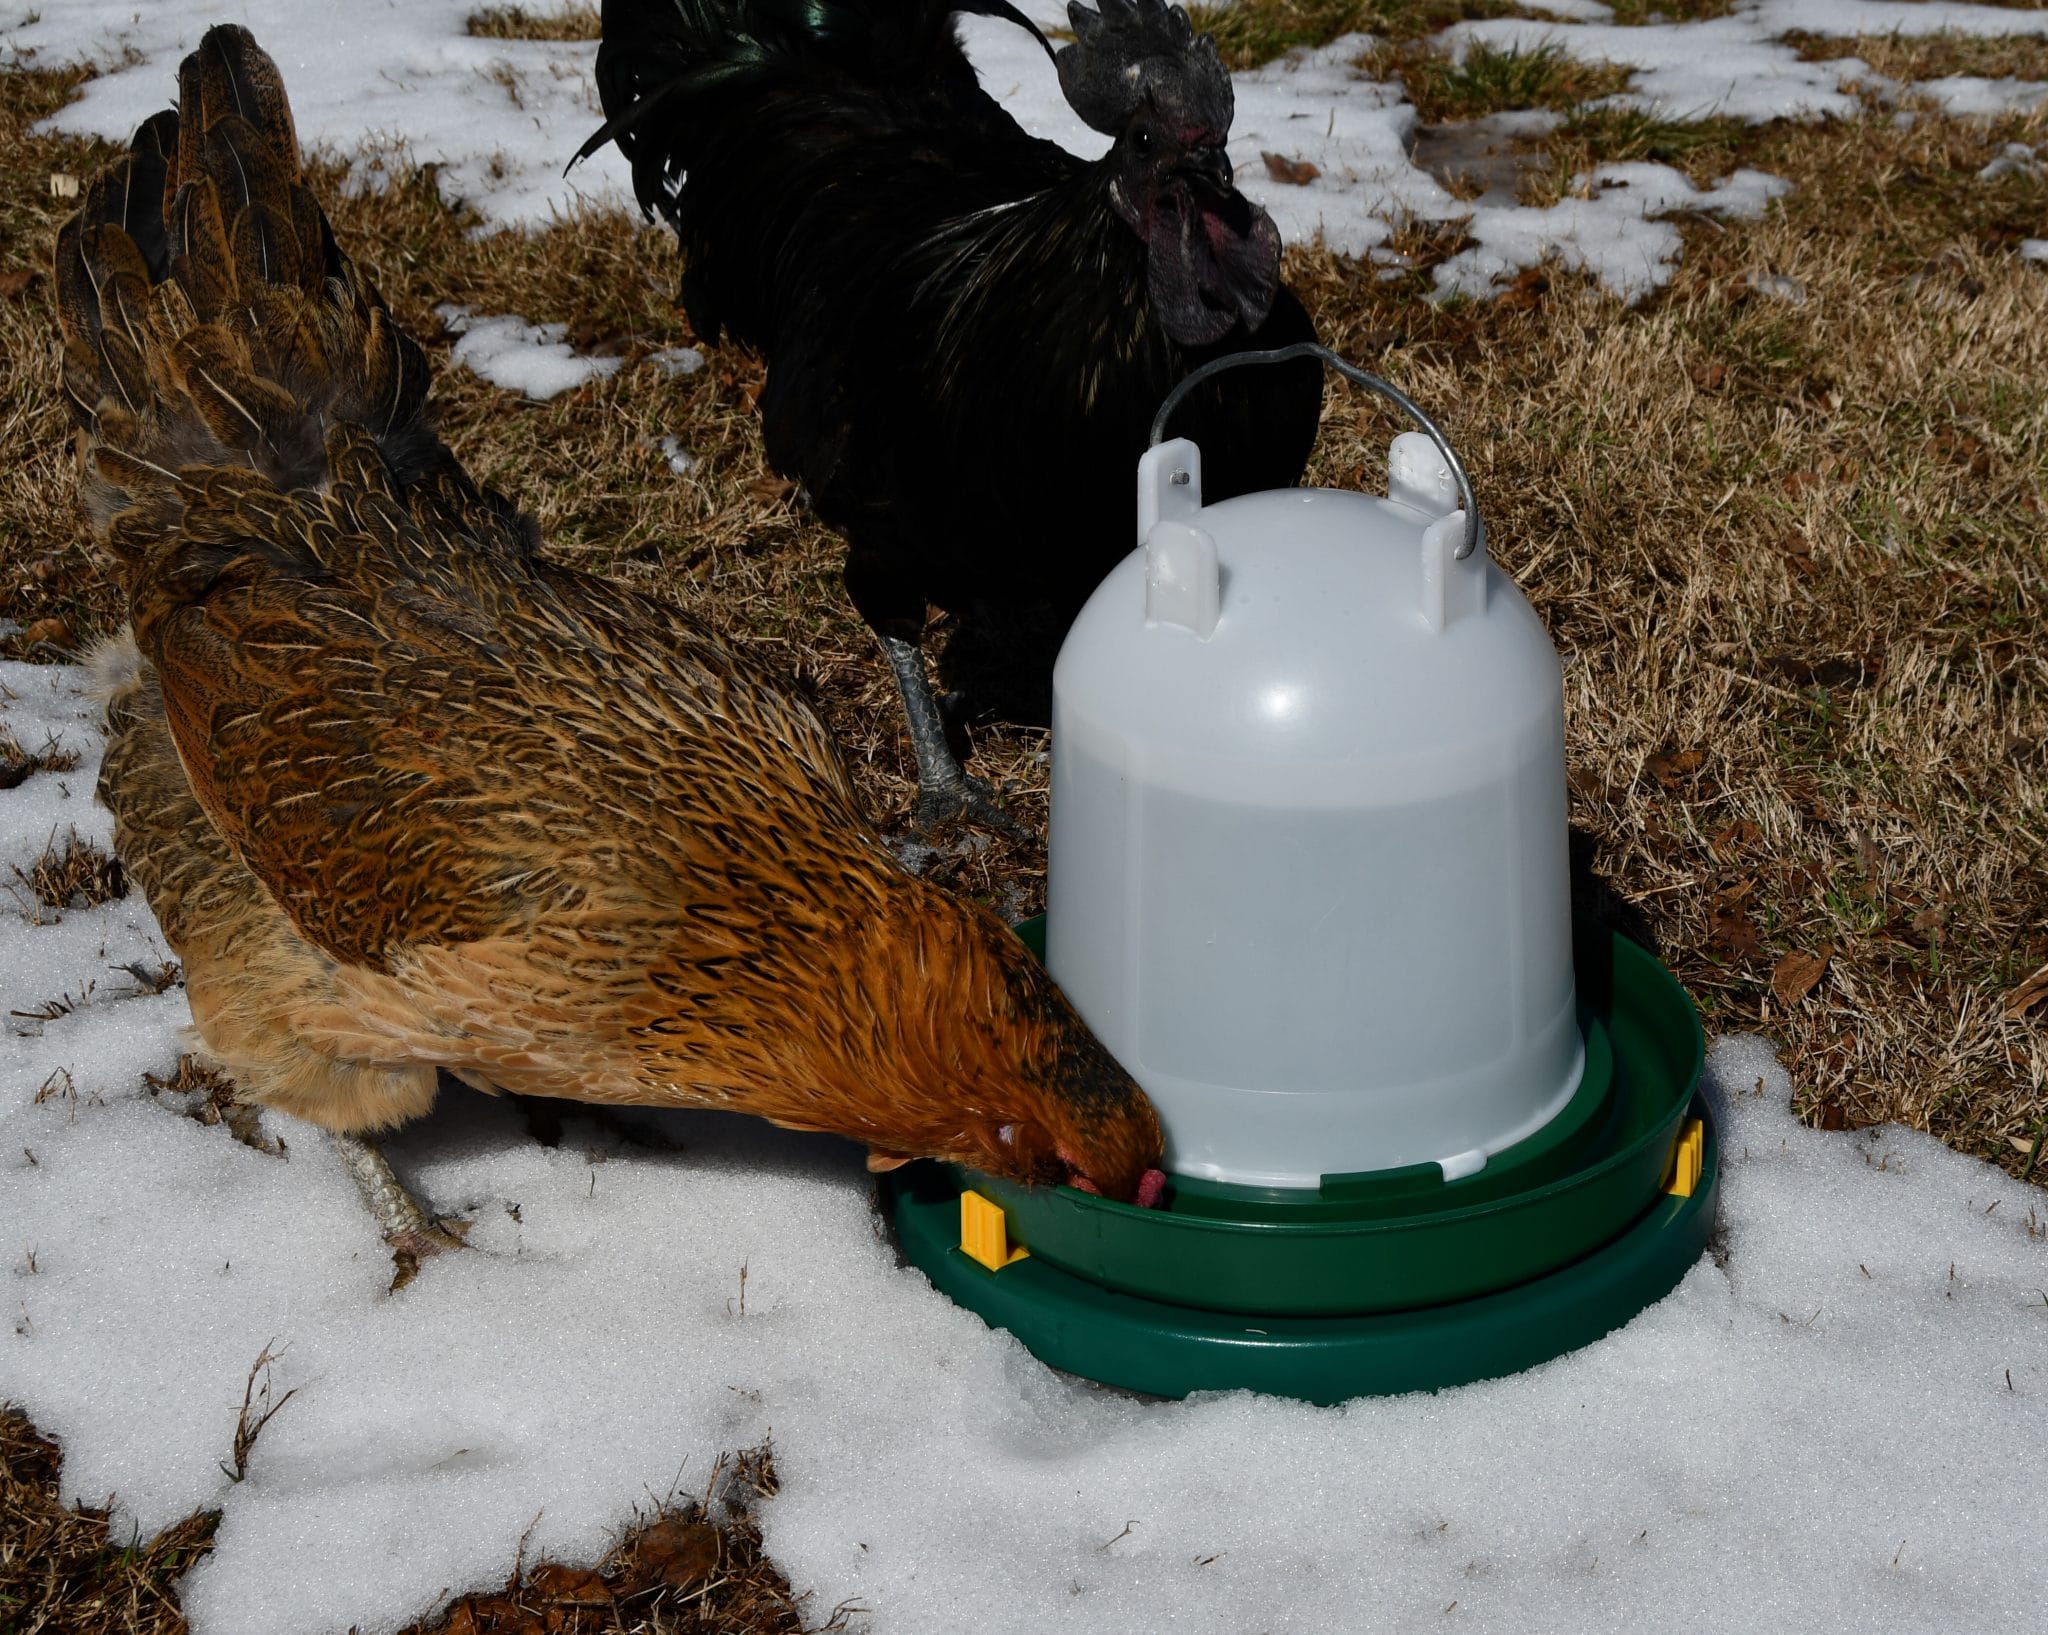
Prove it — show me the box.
[1149,342,1485,561]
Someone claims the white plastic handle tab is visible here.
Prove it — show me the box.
[1137,437,1203,544]
[1420,509,1485,633]
[1388,431,1461,521]
[1144,519,1221,638]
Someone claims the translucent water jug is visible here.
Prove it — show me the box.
[1046,348,1583,1189]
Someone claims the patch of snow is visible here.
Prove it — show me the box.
[1980,142,2043,182]
[1517,0,1615,21]
[656,435,697,475]
[2020,239,2048,263]
[4,2,632,232]
[5,672,2048,1635]
[438,307,621,402]
[1436,164,1791,302]
[1910,77,2048,119]
[1445,2,2048,125]
[648,347,707,378]
[1747,271,1809,305]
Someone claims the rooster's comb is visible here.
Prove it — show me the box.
[1055,0,1233,140]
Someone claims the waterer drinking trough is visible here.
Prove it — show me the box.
[885,347,1715,1403]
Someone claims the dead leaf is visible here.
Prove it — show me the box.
[1261,151,1319,186]
[1772,945,1832,1008]
[2004,961,2048,1019]
[1710,905,1763,962]
[746,474,793,503]
[1688,359,1727,391]
[525,1564,608,1601]
[47,172,80,199]
[1817,1101,1848,1131]
[0,268,36,300]
[1925,431,1990,477]
[18,615,73,651]
[1782,469,1822,499]
[1710,819,1762,858]
[1645,747,1704,790]
[636,1513,720,1589]
[1908,902,1947,937]
[1496,268,1550,313]
[2009,1136,2037,1157]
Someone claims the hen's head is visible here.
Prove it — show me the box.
[1058,0,1280,346]
[847,887,1166,1206]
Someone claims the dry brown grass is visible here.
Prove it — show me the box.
[8,831,126,920]
[0,1407,219,1635]
[465,5,603,42]
[1789,32,2048,85]
[405,1445,860,1635]
[2,5,2046,1626]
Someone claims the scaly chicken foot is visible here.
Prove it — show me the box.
[328,1130,469,1285]
[877,632,1029,842]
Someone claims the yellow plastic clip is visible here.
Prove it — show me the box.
[1664,1118,1705,1197]
[959,1190,1030,1272]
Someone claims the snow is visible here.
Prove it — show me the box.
[14,1,2043,302]
[437,306,622,401]
[5,665,2048,1635]
[2021,239,2048,263]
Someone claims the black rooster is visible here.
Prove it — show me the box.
[585,0,1323,830]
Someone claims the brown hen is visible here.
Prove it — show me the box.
[55,24,1162,1257]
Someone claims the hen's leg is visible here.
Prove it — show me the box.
[846,548,1026,840]
[328,1130,468,1282]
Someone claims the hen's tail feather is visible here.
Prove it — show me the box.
[55,24,441,597]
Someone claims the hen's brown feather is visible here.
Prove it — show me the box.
[60,24,1161,1199]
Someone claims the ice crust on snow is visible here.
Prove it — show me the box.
[437,306,622,401]
[5,668,2048,1635]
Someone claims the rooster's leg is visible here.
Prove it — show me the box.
[876,632,1027,839]
[328,1130,469,1281]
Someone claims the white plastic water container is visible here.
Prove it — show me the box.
[1047,379,1582,1189]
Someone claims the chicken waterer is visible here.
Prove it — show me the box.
[886,346,1716,1402]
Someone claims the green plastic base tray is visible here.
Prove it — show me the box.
[884,921,1717,1403]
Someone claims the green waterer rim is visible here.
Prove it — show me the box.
[883,918,1717,1403]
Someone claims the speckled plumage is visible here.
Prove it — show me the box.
[57,25,1163,1201]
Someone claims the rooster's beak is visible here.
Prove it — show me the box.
[1178,143,1236,197]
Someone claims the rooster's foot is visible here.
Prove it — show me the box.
[913,772,1029,843]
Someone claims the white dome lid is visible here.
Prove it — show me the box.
[1046,419,1582,1189]
[1054,436,1564,806]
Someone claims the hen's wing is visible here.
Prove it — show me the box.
[58,24,863,978]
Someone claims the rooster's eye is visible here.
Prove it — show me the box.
[1133,129,1152,156]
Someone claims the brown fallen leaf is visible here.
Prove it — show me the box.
[1710,818,1761,859]
[635,1512,720,1589]
[1817,1101,1848,1131]
[1261,151,1319,186]
[1688,359,1727,391]
[18,615,74,651]
[1772,945,1832,1008]
[0,267,36,300]
[1710,905,1763,962]
[2003,961,2048,1019]
[2009,1136,2037,1157]
[1781,468,1822,499]
[1645,747,1704,790]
